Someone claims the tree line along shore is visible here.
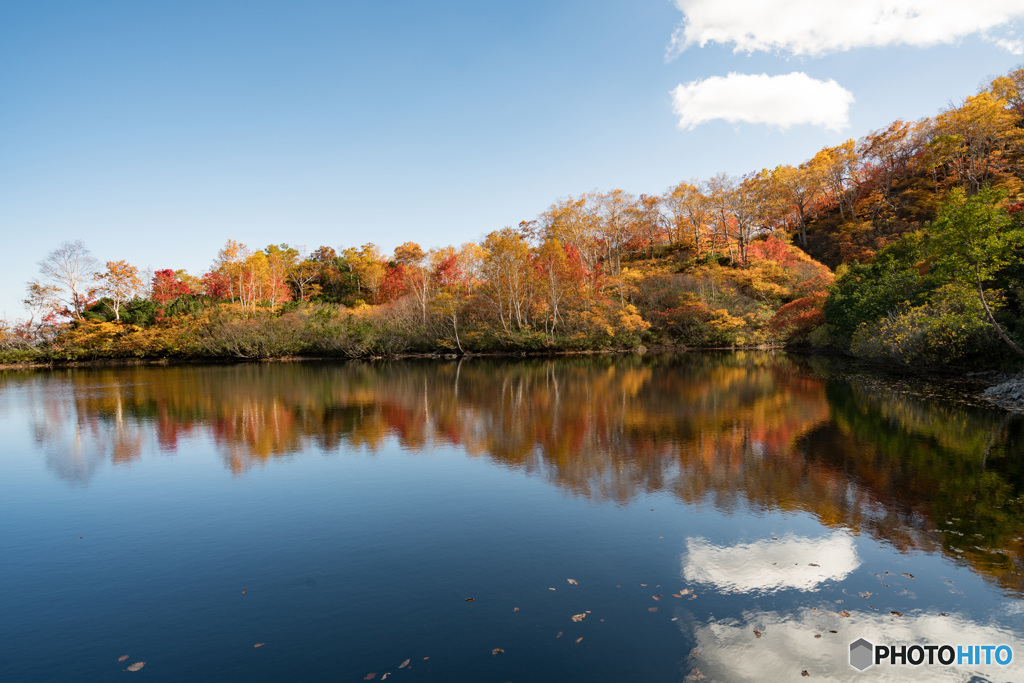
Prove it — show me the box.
[4,69,1024,370]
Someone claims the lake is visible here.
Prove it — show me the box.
[1,352,1023,681]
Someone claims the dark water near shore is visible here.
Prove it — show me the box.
[2,352,1023,682]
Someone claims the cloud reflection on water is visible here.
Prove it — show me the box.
[684,608,1024,681]
[682,533,860,594]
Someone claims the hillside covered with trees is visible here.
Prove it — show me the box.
[4,68,1024,368]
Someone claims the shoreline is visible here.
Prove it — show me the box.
[3,345,1021,412]
[0,343,798,372]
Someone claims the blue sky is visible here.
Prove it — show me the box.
[2,0,1023,319]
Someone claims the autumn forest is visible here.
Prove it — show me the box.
[5,68,1024,369]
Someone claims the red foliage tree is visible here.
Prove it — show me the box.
[768,296,826,341]
[378,263,410,304]
[432,254,464,288]
[747,235,798,267]
[151,269,194,303]
[201,271,231,300]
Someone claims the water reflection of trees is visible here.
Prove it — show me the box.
[807,379,1024,595]
[11,352,1024,593]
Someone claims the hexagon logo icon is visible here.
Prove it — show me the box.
[849,638,874,671]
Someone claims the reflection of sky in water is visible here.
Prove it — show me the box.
[685,609,1024,681]
[682,533,860,594]
[3,357,1024,681]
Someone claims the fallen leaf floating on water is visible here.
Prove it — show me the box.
[829,630,837,633]
[513,607,520,612]
[801,671,809,677]
[381,674,389,681]
[680,589,692,596]
[814,635,821,639]
[254,643,264,648]
[639,583,647,587]
[398,659,410,669]
[890,611,903,617]
[241,590,246,594]
[808,563,820,567]
[651,595,661,601]
[556,631,563,639]
[672,594,682,599]
[902,573,915,579]
[364,675,376,681]
[839,611,851,618]
[571,613,587,622]
[567,579,578,585]
[117,655,129,662]
[549,588,556,591]
[753,630,762,639]
[465,598,474,602]
[423,657,429,660]
[575,637,583,644]
[939,612,948,617]
[491,648,504,655]
[648,607,658,612]
[125,662,145,672]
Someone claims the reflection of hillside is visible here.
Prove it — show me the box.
[805,381,1024,596]
[13,353,1024,595]
[3,372,144,485]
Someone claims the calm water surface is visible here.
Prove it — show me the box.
[1,352,1023,682]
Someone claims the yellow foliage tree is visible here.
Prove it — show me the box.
[98,260,143,321]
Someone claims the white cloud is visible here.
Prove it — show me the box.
[682,533,860,593]
[670,72,854,130]
[989,36,1024,55]
[667,0,1024,58]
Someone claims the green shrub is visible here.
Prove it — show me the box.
[0,347,49,364]
[849,285,992,365]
